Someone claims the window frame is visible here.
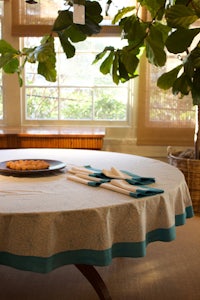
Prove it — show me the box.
[20,35,133,127]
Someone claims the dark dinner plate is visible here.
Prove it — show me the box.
[0,159,66,176]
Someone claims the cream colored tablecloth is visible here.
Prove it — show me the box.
[0,149,193,273]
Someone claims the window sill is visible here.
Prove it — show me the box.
[0,126,105,150]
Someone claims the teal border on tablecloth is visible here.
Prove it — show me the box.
[0,206,194,273]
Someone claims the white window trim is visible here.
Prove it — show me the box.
[20,34,134,127]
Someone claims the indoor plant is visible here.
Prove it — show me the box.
[0,0,200,211]
[92,0,200,212]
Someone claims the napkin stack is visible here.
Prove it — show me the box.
[67,166,164,198]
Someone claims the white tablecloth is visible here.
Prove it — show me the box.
[0,149,193,273]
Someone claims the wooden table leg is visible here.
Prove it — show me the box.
[75,264,112,300]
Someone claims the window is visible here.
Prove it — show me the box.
[1,0,135,130]
[137,57,195,146]
[2,0,195,150]
[11,0,135,36]
[136,13,200,147]
[10,0,134,126]
[22,36,131,125]
[149,64,195,128]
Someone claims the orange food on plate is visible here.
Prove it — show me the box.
[6,160,50,170]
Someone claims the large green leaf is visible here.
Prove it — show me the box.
[65,24,87,42]
[166,28,200,54]
[145,25,167,66]
[85,1,103,24]
[120,15,148,48]
[166,5,198,28]
[52,10,73,32]
[172,73,191,96]
[53,1,103,35]
[100,51,114,74]
[38,59,57,82]
[191,0,200,17]
[112,53,120,85]
[3,57,19,74]
[184,59,195,79]
[33,36,55,63]
[77,18,101,36]
[58,31,76,58]
[33,44,51,62]
[120,49,139,74]
[112,6,136,24]
[179,0,200,17]
[118,59,137,83]
[157,64,183,89]
[72,1,103,37]
[118,60,129,82]
[137,0,166,19]
[0,52,16,68]
[175,0,189,4]
[153,22,171,43]
[93,46,114,66]
[0,40,18,54]
[36,36,56,82]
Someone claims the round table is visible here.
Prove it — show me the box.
[0,149,194,299]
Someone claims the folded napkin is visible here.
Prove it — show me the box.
[108,179,163,197]
[67,166,164,198]
[68,166,155,185]
[68,166,96,175]
[67,174,105,187]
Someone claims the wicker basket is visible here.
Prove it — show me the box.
[168,150,200,214]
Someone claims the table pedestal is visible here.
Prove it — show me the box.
[75,264,112,300]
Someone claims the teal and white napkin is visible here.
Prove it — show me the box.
[67,166,164,198]
[69,166,156,185]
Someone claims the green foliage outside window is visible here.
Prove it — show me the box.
[26,87,126,120]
